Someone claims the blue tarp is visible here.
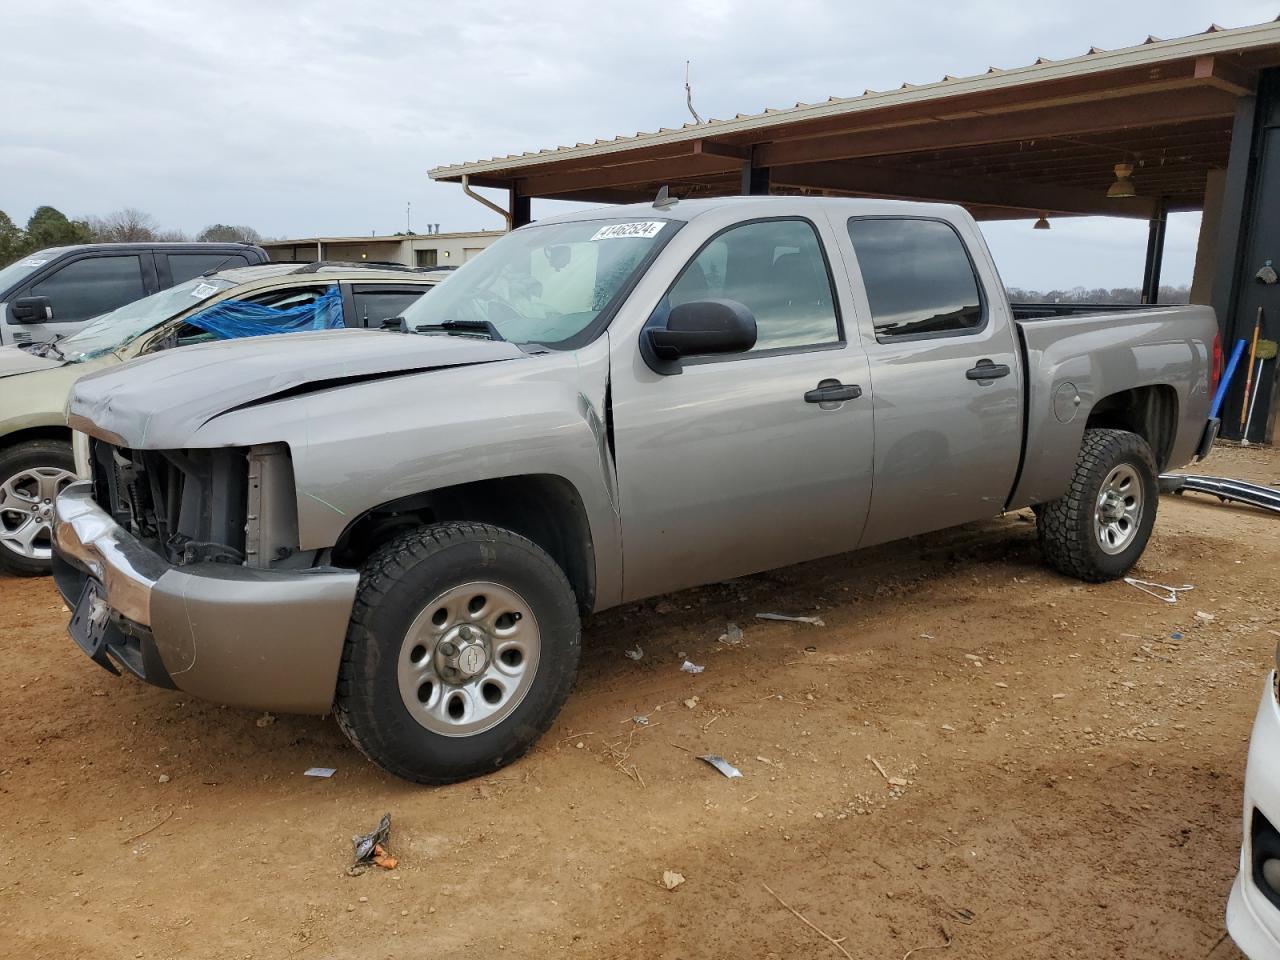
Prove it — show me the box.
[186,284,344,340]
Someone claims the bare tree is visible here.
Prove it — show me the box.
[197,223,262,244]
[87,208,160,242]
[1006,284,1190,305]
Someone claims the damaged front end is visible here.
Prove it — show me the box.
[90,441,251,567]
[52,434,358,714]
[85,439,304,570]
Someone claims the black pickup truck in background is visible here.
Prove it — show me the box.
[0,242,270,347]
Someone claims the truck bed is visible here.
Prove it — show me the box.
[1010,302,1178,320]
[1006,304,1217,510]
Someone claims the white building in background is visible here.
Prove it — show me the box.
[261,230,503,268]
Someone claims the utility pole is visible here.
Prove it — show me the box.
[406,201,412,234]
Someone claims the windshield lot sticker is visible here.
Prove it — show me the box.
[20,259,48,267]
[190,282,219,298]
[590,221,665,241]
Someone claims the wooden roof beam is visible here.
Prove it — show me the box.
[756,86,1237,168]
[771,160,1158,218]
[516,150,741,196]
[1194,55,1257,96]
[693,139,752,161]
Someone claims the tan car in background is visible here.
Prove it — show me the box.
[0,261,448,575]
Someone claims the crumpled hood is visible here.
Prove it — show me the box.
[69,328,526,448]
[0,344,65,379]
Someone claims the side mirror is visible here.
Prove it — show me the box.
[644,298,757,372]
[10,296,54,324]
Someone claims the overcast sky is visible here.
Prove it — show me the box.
[3,1,1274,290]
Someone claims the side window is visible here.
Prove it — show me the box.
[846,218,984,340]
[173,286,331,346]
[668,219,839,352]
[168,253,247,284]
[351,288,426,328]
[29,255,145,323]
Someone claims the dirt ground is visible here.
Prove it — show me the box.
[2,445,1278,960]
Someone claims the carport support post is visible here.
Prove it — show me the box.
[1141,197,1168,304]
[741,152,770,195]
[509,187,532,229]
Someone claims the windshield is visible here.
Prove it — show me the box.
[58,276,235,362]
[398,218,674,348]
[0,252,59,295]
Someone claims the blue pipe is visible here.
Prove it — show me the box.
[1210,338,1248,420]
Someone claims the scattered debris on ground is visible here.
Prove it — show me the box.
[349,813,393,876]
[1122,577,1194,603]
[718,623,744,645]
[698,755,743,779]
[755,612,826,626]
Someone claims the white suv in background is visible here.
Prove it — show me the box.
[1228,641,1280,958]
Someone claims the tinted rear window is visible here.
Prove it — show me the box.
[351,289,426,328]
[846,218,984,340]
[168,252,248,284]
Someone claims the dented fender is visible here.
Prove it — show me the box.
[172,336,623,610]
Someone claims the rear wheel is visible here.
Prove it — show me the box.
[0,440,77,577]
[335,522,581,784]
[1036,428,1157,582]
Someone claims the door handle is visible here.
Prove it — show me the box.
[965,360,1011,381]
[804,379,863,403]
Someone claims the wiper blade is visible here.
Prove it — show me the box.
[29,339,65,360]
[412,319,505,342]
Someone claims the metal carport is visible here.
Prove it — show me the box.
[431,20,1280,442]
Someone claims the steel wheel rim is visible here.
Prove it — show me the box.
[0,466,77,561]
[397,580,541,737]
[1094,463,1143,555]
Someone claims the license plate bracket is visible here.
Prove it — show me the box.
[68,579,119,675]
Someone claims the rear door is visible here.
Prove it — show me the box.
[162,250,251,287]
[836,214,1022,548]
[610,213,875,601]
[3,251,157,344]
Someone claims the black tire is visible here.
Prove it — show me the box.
[335,521,581,785]
[1036,428,1158,582]
[0,440,77,577]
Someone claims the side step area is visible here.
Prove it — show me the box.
[1158,474,1280,515]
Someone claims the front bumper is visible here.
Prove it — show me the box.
[1227,672,1280,959]
[52,481,359,714]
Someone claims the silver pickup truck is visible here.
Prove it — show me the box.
[51,196,1220,784]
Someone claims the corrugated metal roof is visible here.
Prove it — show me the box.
[429,18,1279,181]
[260,231,504,246]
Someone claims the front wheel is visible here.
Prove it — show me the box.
[1036,428,1158,582]
[335,522,581,784]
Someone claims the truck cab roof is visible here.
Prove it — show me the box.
[530,194,974,227]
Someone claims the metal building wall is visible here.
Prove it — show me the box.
[1215,67,1280,442]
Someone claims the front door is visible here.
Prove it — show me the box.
[3,252,153,345]
[610,215,874,602]
[838,215,1023,548]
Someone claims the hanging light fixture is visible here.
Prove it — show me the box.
[1107,162,1137,199]
[1033,214,1050,230]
